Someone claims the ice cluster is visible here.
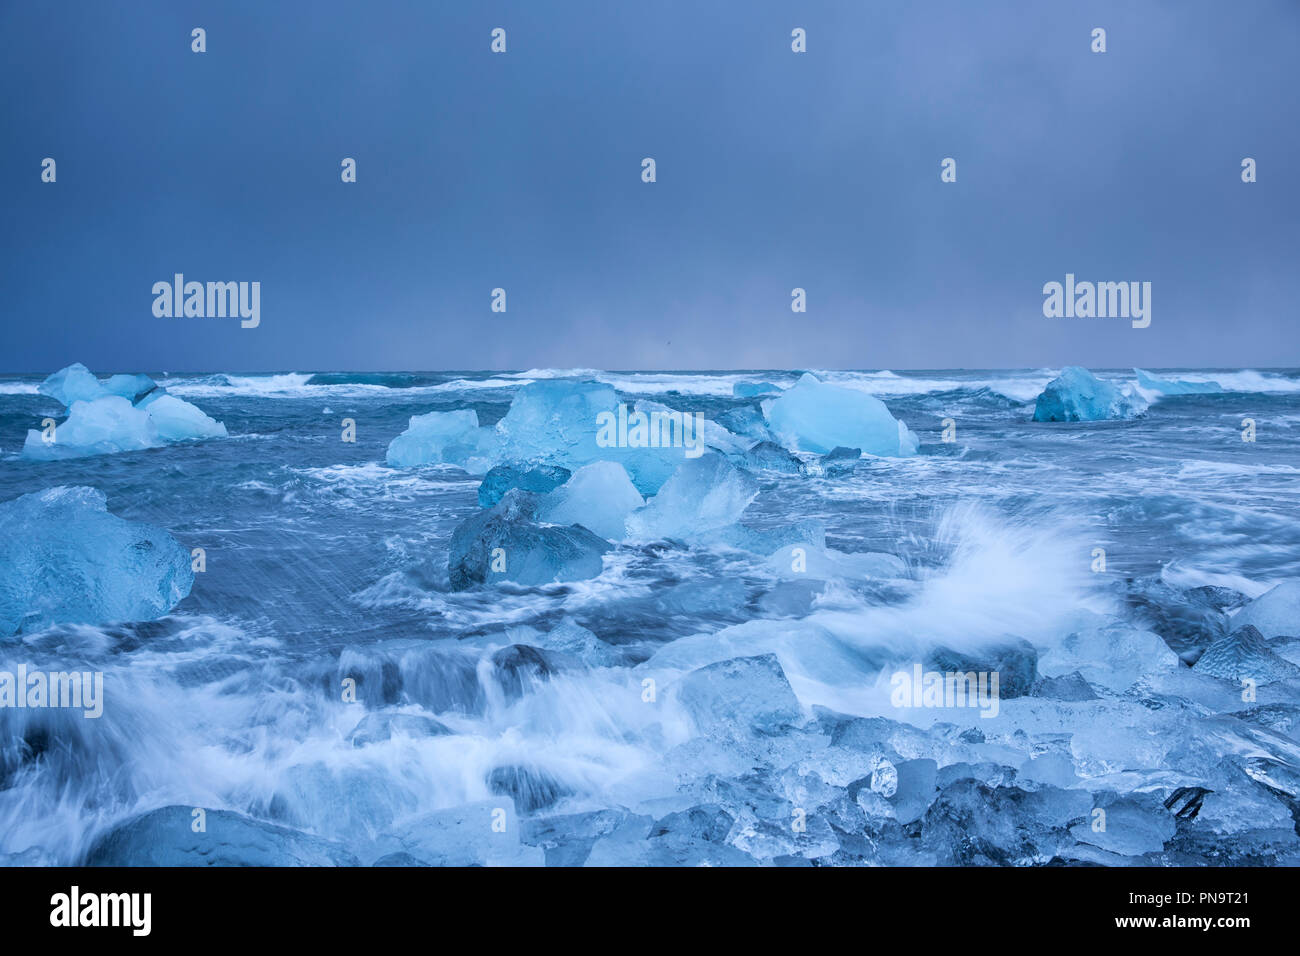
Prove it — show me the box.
[0,486,194,634]
[1032,367,1149,422]
[22,363,226,459]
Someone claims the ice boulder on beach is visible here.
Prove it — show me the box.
[386,408,500,473]
[763,373,919,456]
[21,396,158,460]
[477,463,571,508]
[1229,581,1300,640]
[1193,625,1300,683]
[102,373,158,403]
[537,461,644,540]
[23,364,225,459]
[134,393,227,442]
[0,486,194,635]
[626,452,758,541]
[37,362,108,406]
[1032,367,1148,422]
[448,489,610,590]
[1133,368,1222,396]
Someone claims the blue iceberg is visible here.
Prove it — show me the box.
[23,364,226,459]
[625,452,758,541]
[536,461,644,540]
[0,486,194,634]
[477,463,571,508]
[1134,368,1223,395]
[733,381,782,398]
[448,489,610,590]
[763,373,918,456]
[386,408,500,473]
[1032,366,1148,422]
[1229,581,1300,640]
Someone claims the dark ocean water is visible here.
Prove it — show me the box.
[2,367,1299,866]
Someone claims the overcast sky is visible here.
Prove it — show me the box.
[2,0,1296,372]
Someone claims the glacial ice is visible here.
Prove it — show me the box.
[0,486,194,634]
[673,654,805,739]
[477,463,571,509]
[1038,622,1179,692]
[536,461,644,540]
[135,394,227,442]
[38,362,107,406]
[22,396,158,460]
[24,364,226,459]
[1032,366,1148,422]
[388,381,718,495]
[763,373,919,456]
[1134,368,1223,395]
[1229,581,1300,640]
[103,373,158,403]
[625,452,759,541]
[741,441,804,474]
[386,409,500,473]
[86,805,360,866]
[448,489,610,590]
[378,799,544,866]
[1193,625,1300,683]
[733,381,782,398]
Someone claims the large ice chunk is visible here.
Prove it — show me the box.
[22,392,225,460]
[135,394,227,442]
[537,461,644,540]
[448,489,610,590]
[102,373,158,403]
[1032,367,1148,422]
[37,362,107,406]
[386,409,500,473]
[1230,581,1300,640]
[0,486,194,634]
[22,396,159,460]
[85,805,359,866]
[625,452,758,541]
[1194,625,1300,683]
[1133,368,1222,396]
[763,373,919,456]
[477,463,571,508]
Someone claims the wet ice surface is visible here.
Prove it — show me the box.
[2,367,1300,866]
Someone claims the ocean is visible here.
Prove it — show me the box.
[2,367,1299,866]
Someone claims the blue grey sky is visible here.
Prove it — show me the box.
[2,0,1296,372]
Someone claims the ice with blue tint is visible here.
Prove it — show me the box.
[537,461,644,541]
[733,381,782,398]
[103,373,159,402]
[386,408,499,472]
[22,393,226,460]
[136,394,227,442]
[448,489,609,589]
[22,396,158,460]
[23,364,225,459]
[477,463,571,508]
[38,362,106,406]
[626,452,758,541]
[1032,366,1148,422]
[0,486,193,635]
[763,373,919,456]
[1229,581,1300,640]
[1193,625,1300,683]
[86,805,359,866]
[1134,368,1223,395]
